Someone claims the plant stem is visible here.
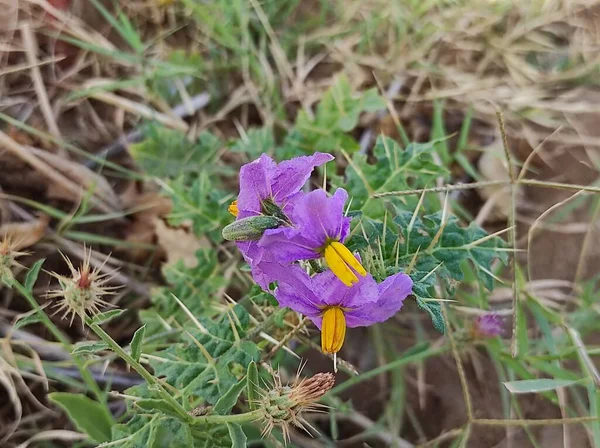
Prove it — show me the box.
[13,280,105,403]
[89,321,191,420]
[191,409,264,425]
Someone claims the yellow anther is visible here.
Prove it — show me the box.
[228,200,239,217]
[321,307,346,354]
[323,242,366,286]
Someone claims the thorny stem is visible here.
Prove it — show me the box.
[442,305,473,429]
[190,408,264,425]
[496,111,520,359]
[372,179,600,198]
[89,321,191,421]
[473,417,600,426]
[13,280,104,403]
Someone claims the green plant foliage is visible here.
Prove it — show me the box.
[130,324,146,362]
[49,393,114,443]
[165,173,232,242]
[227,423,247,448]
[146,305,259,404]
[24,259,44,291]
[141,250,226,334]
[130,128,222,179]
[283,74,385,155]
[108,414,213,448]
[230,127,275,159]
[332,135,448,218]
[348,208,507,332]
[71,340,110,355]
[111,414,194,448]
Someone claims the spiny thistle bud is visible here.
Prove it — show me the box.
[259,372,334,441]
[0,238,28,287]
[47,248,121,327]
[222,216,284,242]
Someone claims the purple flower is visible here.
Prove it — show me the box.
[228,153,333,288]
[261,263,413,354]
[234,153,334,219]
[259,188,367,287]
[473,314,503,338]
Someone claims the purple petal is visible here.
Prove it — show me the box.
[310,269,379,308]
[270,152,334,204]
[288,188,351,247]
[377,272,413,305]
[258,227,318,263]
[259,263,323,317]
[236,241,262,264]
[345,272,412,328]
[237,154,276,218]
[236,153,333,219]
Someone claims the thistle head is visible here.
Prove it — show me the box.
[259,371,334,441]
[0,238,28,287]
[47,247,121,327]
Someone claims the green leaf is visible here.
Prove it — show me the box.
[25,259,45,291]
[503,379,581,394]
[111,414,230,448]
[227,423,247,448]
[109,414,200,448]
[130,128,222,178]
[49,392,114,443]
[91,309,125,325]
[214,378,247,415]
[348,206,506,333]
[165,173,232,242]
[246,361,260,411]
[135,399,188,420]
[144,250,226,335]
[145,305,260,404]
[72,341,110,355]
[230,127,275,159]
[333,135,448,219]
[416,297,445,334]
[284,74,384,155]
[130,325,146,362]
[13,313,44,330]
[151,417,193,448]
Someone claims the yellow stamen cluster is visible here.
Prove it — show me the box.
[228,200,239,217]
[321,307,346,354]
[323,241,366,287]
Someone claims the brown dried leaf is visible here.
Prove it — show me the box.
[0,214,49,250]
[119,184,172,263]
[153,217,209,269]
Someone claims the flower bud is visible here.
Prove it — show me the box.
[471,313,503,338]
[222,216,283,242]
